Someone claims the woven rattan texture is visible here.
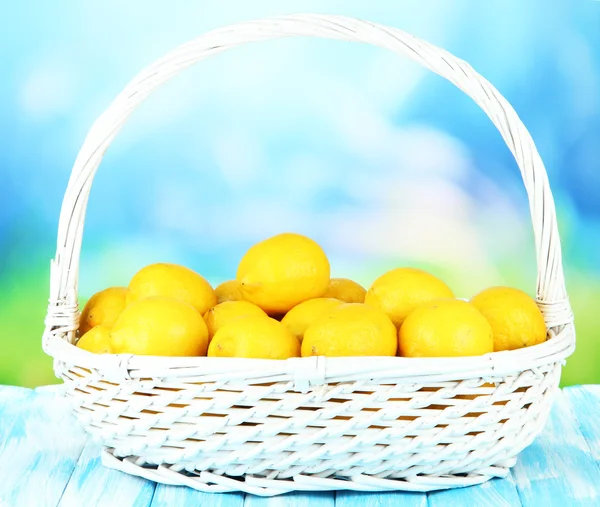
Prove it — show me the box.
[42,14,575,495]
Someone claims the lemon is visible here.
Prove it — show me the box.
[281,298,343,342]
[302,303,397,357]
[208,315,300,359]
[111,296,208,356]
[204,300,267,341]
[76,325,113,354]
[79,287,128,335]
[365,267,454,328]
[470,286,547,351]
[322,278,367,303]
[214,280,244,304]
[236,233,330,314]
[127,263,216,315]
[399,299,493,357]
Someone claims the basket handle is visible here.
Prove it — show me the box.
[45,13,573,345]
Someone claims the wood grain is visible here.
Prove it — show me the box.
[564,385,600,466]
[57,442,155,507]
[245,491,335,507]
[337,490,427,507]
[511,390,600,506]
[428,477,521,507]
[150,485,244,507]
[0,389,86,507]
[4,385,600,507]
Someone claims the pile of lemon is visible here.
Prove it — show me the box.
[77,233,547,359]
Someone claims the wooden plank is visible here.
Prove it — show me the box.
[0,387,33,437]
[58,442,156,507]
[428,477,521,507]
[337,490,427,507]
[511,389,600,506]
[563,385,600,466]
[0,388,87,507]
[245,491,335,507]
[0,386,32,429]
[3,384,599,506]
[0,385,31,401]
[150,485,243,507]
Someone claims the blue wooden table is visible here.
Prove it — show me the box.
[1,384,599,507]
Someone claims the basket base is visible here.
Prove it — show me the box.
[101,449,516,497]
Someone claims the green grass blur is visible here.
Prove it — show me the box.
[0,264,58,387]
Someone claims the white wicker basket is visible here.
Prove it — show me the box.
[43,14,575,496]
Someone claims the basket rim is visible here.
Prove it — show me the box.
[47,323,574,384]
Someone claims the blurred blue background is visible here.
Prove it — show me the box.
[1,1,599,387]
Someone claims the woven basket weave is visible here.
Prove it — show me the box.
[43,14,575,496]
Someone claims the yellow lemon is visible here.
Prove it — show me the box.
[214,280,244,303]
[470,286,547,351]
[127,263,216,315]
[365,268,454,328]
[399,299,493,357]
[79,287,128,335]
[281,298,343,342]
[111,297,208,356]
[204,300,268,341]
[76,325,113,354]
[302,303,397,357]
[322,278,367,303]
[236,233,330,314]
[208,315,300,359]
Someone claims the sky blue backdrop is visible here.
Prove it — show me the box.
[1,1,599,386]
